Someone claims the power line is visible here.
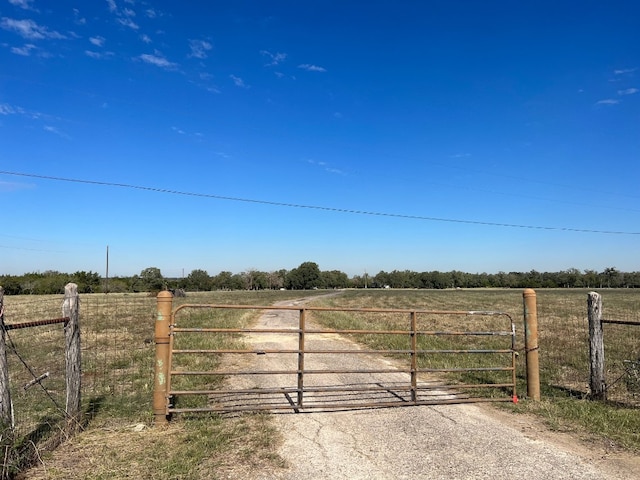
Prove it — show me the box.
[1,169,639,235]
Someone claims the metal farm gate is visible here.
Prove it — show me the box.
[153,297,517,418]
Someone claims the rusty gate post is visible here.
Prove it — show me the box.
[523,289,540,400]
[297,308,305,409]
[154,290,173,425]
[410,311,417,402]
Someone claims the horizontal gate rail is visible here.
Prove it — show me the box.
[165,304,517,414]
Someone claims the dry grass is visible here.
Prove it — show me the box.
[3,287,640,478]
[18,413,284,480]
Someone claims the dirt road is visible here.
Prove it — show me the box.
[221,295,639,480]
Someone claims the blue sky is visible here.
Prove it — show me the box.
[1,1,639,278]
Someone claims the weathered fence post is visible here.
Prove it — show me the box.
[588,292,606,400]
[0,287,12,430]
[523,289,541,400]
[0,287,15,478]
[0,287,14,479]
[63,283,81,429]
[154,291,173,426]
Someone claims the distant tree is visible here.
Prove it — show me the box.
[286,262,322,290]
[321,270,350,289]
[72,270,101,293]
[602,267,620,288]
[211,271,232,290]
[431,271,451,289]
[252,271,268,290]
[242,269,267,290]
[582,269,597,288]
[229,273,245,290]
[560,268,582,288]
[624,271,640,288]
[0,275,22,295]
[388,270,417,288]
[372,271,391,288]
[525,270,543,288]
[186,269,211,291]
[450,270,467,288]
[267,271,285,290]
[140,267,164,291]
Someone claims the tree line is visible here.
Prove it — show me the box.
[0,264,637,295]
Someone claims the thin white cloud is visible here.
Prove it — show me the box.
[85,50,114,59]
[298,63,326,72]
[450,153,471,159]
[614,68,636,75]
[1,17,66,40]
[10,43,36,56]
[107,0,141,30]
[140,34,152,44]
[117,17,139,30]
[618,88,638,96]
[0,102,42,119]
[261,50,287,66]
[0,103,19,115]
[307,159,345,175]
[43,125,70,139]
[189,39,212,59]
[89,36,106,47]
[138,52,177,69]
[595,99,619,105]
[8,0,38,11]
[230,74,248,88]
[171,126,204,139]
[72,9,86,25]
[146,9,158,18]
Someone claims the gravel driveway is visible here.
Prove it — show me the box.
[221,295,639,480]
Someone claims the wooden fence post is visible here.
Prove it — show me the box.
[154,291,173,426]
[0,286,14,480]
[588,291,606,400]
[63,283,82,428]
[523,288,541,400]
[0,287,12,432]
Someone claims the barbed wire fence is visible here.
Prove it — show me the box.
[0,289,68,478]
[536,290,640,406]
[599,294,640,404]
[0,286,157,478]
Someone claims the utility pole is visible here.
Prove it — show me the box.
[105,245,109,294]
